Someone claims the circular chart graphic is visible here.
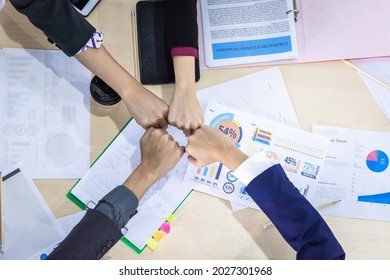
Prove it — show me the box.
[366,150,389,173]
[209,113,243,144]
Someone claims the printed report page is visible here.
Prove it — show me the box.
[200,0,298,67]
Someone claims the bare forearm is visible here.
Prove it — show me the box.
[220,149,249,172]
[172,56,196,93]
[122,164,158,201]
[75,45,142,100]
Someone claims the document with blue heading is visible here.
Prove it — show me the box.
[200,0,298,67]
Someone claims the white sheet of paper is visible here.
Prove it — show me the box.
[70,122,191,251]
[200,0,298,67]
[351,57,390,121]
[0,48,91,179]
[30,211,86,260]
[0,165,65,260]
[197,67,300,128]
[183,102,330,209]
[311,125,390,222]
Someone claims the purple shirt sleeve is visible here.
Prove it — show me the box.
[171,46,198,58]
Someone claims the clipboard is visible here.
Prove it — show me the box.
[135,0,200,85]
[66,118,192,254]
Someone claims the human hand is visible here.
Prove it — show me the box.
[168,87,204,135]
[123,85,169,130]
[185,125,248,171]
[139,127,184,178]
[168,55,203,135]
[123,127,184,200]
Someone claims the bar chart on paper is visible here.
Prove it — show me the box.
[196,163,224,182]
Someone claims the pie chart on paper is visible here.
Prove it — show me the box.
[366,150,389,173]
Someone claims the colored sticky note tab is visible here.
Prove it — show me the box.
[166,214,174,223]
[146,238,159,251]
[160,221,170,234]
[153,230,164,242]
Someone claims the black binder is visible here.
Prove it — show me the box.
[135,0,200,85]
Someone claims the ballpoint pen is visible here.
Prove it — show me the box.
[262,199,341,229]
[0,172,4,253]
[342,59,390,90]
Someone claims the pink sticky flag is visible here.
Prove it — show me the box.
[160,222,170,234]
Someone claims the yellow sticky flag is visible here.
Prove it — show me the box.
[153,231,165,242]
[146,238,159,251]
[166,214,174,223]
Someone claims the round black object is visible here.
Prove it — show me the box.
[90,75,121,106]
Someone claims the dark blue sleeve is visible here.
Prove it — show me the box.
[245,164,345,260]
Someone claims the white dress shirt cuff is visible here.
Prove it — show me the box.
[233,152,274,186]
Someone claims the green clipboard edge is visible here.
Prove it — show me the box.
[66,117,193,254]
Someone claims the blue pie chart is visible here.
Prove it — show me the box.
[366,150,389,173]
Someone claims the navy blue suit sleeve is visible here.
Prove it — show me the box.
[46,209,122,260]
[9,0,95,56]
[245,164,345,260]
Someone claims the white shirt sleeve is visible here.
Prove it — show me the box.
[233,151,275,186]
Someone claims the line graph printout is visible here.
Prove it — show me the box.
[311,125,390,221]
[70,121,191,251]
[183,103,331,209]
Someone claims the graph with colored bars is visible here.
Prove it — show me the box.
[195,163,224,187]
[184,102,331,209]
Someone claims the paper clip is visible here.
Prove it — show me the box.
[86,200,97,210]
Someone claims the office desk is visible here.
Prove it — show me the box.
[1,0,390,260]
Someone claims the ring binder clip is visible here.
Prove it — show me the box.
[286,9,299,22]
[86,200,97,210]
[121,226,128,235]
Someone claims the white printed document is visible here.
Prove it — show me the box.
[311,125,390,222]
[0,48,91,179]
[197,67,300,128]
[351,57,390,122]
[183,103,330,209]
[200,0,298,67]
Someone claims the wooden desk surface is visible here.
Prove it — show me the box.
[1,0,390,260]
